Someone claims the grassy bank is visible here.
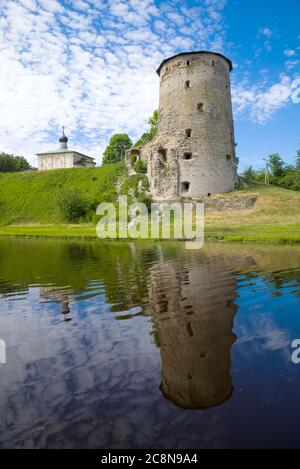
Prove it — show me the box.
[1,222,300,244]
[0,163,125,225]
[1,168,300,243]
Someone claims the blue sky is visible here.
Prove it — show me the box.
[0,0,299,169]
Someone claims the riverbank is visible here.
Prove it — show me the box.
[1,168,300,243]
[1,221,300,243]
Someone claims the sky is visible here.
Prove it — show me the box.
[0,0,299,169]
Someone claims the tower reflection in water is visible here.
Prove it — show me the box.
[147,250,238,409]
[40,287,72,322]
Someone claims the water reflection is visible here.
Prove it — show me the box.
[1,239,300,447]
[146,251,238,408]
[40,287,72,322]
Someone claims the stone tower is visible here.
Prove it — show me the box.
[126,51,238,199]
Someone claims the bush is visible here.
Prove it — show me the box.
[130,153,137,164]
[141,176,150,191]
[134,160,147,174]
[58,189,89,222]
[137,194,152,209]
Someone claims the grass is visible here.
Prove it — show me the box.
[0,224,97,238]
[203,184,300,243]
[0,170,300,243]
[0,163,126,225]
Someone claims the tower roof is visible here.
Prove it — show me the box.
[156,51,233,76]
[59,126,68,143]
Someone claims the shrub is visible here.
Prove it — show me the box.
[130,154,137,164]
[134,160,147,174]
[141,176,150,191]
[58,189,89,222]
[137,194,152,209]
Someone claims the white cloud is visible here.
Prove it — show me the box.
[232,74,299,124]
[0,0,227,165]
[284,49,296,57]
[285,60,300,70]
[259,27,275,38]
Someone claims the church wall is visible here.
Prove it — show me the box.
[38,153,75,171]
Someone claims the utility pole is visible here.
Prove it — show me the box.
[263,158,269,185]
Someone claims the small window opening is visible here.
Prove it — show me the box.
[185,80,190,89]
[197,103,204,112]
[183,152,192,160]
[212,60,215,66]
[158,160,164,170]
[207,193,211,197]
[226,154,232,161]
[187,60,190,65]
[158,148,167,161]
[181,181,190,193]
[185,129,192,138]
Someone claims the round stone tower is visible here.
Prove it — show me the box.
[148,51,238,199]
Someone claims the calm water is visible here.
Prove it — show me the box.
[1,238,300,448]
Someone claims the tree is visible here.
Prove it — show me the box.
[268,153,285,178]
[295,148,300,171]
[134,110,158,147]
[102,134,132,165]
[0,153,31,172]
[241,166,257,182]
[58,189,89,222]
[14,156,31,171]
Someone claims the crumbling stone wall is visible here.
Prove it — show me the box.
[126,51,238,200]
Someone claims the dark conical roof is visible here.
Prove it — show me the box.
[59,126,68,143]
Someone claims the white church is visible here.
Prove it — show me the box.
[36,128,95,171]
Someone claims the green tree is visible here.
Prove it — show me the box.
[268,153,285,178]
[134,110,158,147]
[241,166,257,182]
[0,153,31,172]
[58,189,89,222]
[102,134,132,165]
[295,148,300,171]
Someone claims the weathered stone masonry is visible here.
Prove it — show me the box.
[126,51,238,200]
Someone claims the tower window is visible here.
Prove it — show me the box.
[158,148,167,161]
[197,103,204,112]
[183,152,192,160]
[185,129,192,138]
[181,181,190,193]
[187,60,190,65]
[185,80,190,89]
[212,60,215,66]
[226,154,232,161]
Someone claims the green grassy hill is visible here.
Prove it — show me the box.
[0,163,125,225]
[1,166,300,243]
[205,185,300,243]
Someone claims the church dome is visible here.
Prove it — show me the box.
[59,127,68,143]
